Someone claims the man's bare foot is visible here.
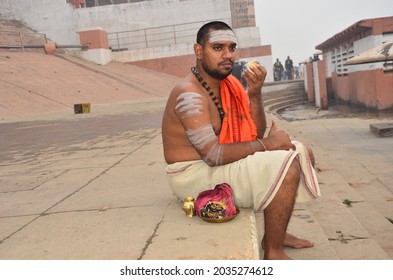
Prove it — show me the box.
[284,233,314,249]
[262,233,314,249]
[264,251,292,260]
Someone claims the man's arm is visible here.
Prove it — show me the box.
[171,75,294,167]
[242,64,295,151]
[172,83,265,167]
[243,64,267,138]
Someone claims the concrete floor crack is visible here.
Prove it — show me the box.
[138,219,163,260]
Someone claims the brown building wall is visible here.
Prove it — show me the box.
[79,29,109,49]
[317,16,393,110]
[332,70,393,110]
[129,54,195,78]
[376,70,393,109]
[332,73,350,102]
[372,17,393,35]
[238,45,271,58]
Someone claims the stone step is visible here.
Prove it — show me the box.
[264,80,305,91]
[264,94,306,107]
[263,88,305,100]
[266,99,307,113]
[142,200,260,260]
[263,90,305,101]
[370,122,393,137]
[262,81,307,114]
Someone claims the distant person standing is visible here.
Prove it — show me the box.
[273,58,284,81]
[285,56,293,80]
[294,65,300,79]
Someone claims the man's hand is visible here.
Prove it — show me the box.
[265,120,295,151]
[242,63,267,96]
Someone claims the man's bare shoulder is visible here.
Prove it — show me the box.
[164,75,205,118]
[169,75,203,98]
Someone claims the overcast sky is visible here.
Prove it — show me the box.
[254,0,393,64]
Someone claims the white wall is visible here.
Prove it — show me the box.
[304,65,309,93]
[325,51,333,78]
[323,34,393,75]
[0,0,75,44]
[0,0,13,18]
[0,0,232,45]
[313,61,321,107]
[349,34,393,72]
[351,36,383,72]
[1,0,271,79]
[112,42,195,62]
[235,26,261,48]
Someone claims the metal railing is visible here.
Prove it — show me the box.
[107,19,231,51]
[0,30,48,51]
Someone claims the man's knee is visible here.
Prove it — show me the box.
[305,145,315,167]
[286,158,301,185]
[274,158,301,199]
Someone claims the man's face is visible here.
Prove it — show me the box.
[200,29,238,80]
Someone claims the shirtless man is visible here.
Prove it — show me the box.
[161,21,320,260]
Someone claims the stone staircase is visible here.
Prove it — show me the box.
[262,80,307,114]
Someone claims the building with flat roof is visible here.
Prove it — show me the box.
[0,0,273,80]
[315,16,393,110]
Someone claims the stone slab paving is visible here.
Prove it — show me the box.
[279,116,393,259]
[1,99,392,260]
[0,207,166,259]
[143,200,260,260]
[0,119,175,259]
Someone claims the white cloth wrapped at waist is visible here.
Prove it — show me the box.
[166,141,320,211]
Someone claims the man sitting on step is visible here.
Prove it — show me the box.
[161,21,321,260]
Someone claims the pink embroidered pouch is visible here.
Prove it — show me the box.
[194,183,237,220]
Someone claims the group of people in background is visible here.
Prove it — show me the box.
[273,56,302,81]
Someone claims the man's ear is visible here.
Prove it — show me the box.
[194,43,203,59]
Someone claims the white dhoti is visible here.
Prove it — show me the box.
[166,141,320,212]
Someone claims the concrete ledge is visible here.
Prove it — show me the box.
[142,199,260,260]
[79,48,112,65]
[370,122,393,137]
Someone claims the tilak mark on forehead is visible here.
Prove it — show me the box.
[208,30,237,44]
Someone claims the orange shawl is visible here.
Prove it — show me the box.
[219,75,257,144]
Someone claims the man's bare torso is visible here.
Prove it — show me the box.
[161,73,222,164]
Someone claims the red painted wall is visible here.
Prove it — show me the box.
[332,70,393,110]
[79,29,109,50]
[129,54,194,78]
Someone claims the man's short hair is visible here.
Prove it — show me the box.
[196,21,233,46]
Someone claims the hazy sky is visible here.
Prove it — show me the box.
[254,0,393,64]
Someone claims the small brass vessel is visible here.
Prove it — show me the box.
[182,197,196,217]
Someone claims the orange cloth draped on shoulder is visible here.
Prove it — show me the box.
[219,75,257,144]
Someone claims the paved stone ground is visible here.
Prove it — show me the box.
[0,51,392,260]
[1,97,392,260]
[0,99,258,260]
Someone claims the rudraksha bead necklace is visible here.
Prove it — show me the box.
[191,66,225,121]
